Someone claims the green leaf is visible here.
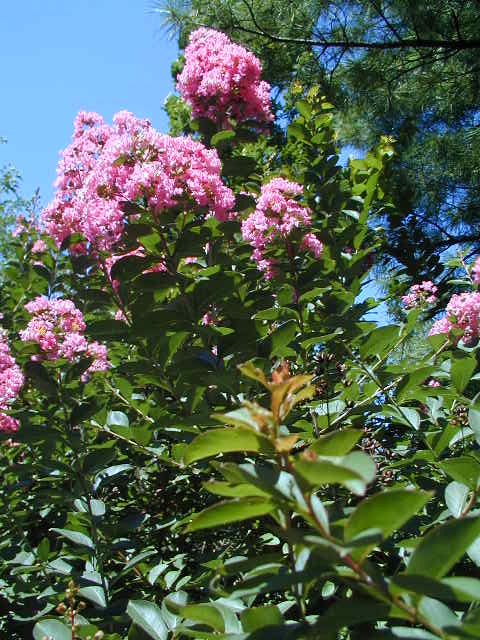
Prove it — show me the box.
[162,591,189,630]
[183,427,274,465]
[64,356,94,384]
[360,325,400,359]
[467,535,480,565]
[81,444,117,475]
[211,130,236,146]
[310,429,362,456]
[78,585,107,608]
[32,263,51,280]
[295,100,312,119]
[127,600,168,640]
[213,407,262,430]
[294,459,361,488]
[24,361,58,397]
[373,626,438,639]
[342,209,360,221]
[294,452,375,496]
[86,319,129,340]
[440,456,480,490]
[445,481,469,518]
[37,538,50,562]
[442,577,480,602]
[270,319,298,358]
[287,123,306,141]
[186,498,274,532]
[204,481,269,498]
[396,367,436,402]
[148,563,169,586]
[107,410,129,427]
[341,451,377,492]
[179,604,225,631]
[237,360,268,386]
[110,255,147,281]
[406,516,480,578]
[235,193,256,211]
[93,464,133,491]
[241,605,283,632]
[451,352,476,392]
[318,598,404,633]
[345,489,430,544]
[50,528,95,550]
[392,574,480,603]
[417,596,458,632]
[468,405,480,445]
[33,619,72,640]
[383,406,420,430]
[71,398,102,426]
[309,493,330,534]
[74,498,106,517]
[222,156,256,177]
[253,307,298,321]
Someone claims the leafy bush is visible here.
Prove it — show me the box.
[1,28,480,640]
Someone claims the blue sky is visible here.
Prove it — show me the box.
[1,1,178,205]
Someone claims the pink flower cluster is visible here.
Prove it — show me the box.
[31,239,48,254]
[20,297,110,378]
[12,215,29,238]
[241,178,323,278]
[472,257,480,285]
[177,28,273,127]
[42,110,235,252]
[402,281,438,309]
[202,309,216,326]
[0,332,24,433]
[429,292,480,343]
[12,214,41,240]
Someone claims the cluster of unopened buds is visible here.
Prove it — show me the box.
[380,468,395,485]
[361,428,397,462]
[312,350,346,398]
[361,427,397,486]
[44,580,104,640]
[450,404,468,429]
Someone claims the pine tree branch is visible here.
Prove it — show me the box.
[231,0,480,51]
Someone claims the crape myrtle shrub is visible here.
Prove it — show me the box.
[2,28,480,640]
